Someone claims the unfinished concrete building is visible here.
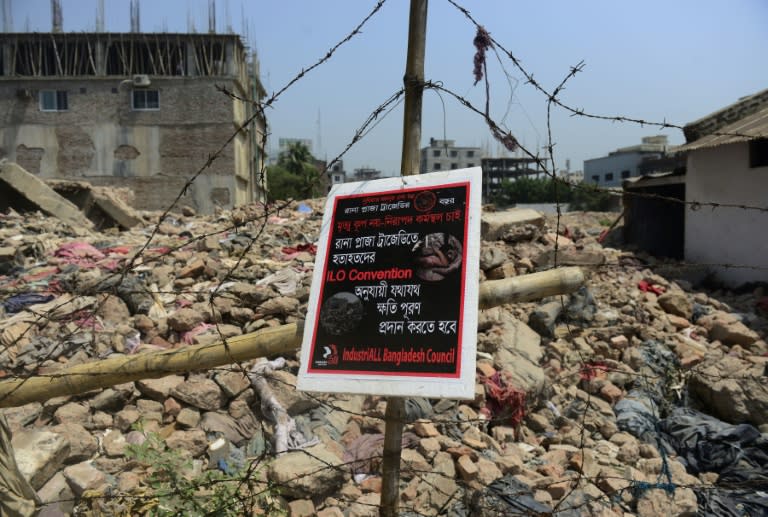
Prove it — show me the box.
[0,30,266,213]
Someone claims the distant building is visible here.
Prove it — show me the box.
[327,160,346,191]
[277,137,313,155]
[352,167,382,181]
[0,30,266,214]
[480,156,548,203]
[584,136,674,188]
[562,170,584,183]
[420,138,482,174]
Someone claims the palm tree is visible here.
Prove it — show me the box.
[278,142,320,198]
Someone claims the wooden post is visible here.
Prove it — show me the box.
[399,0,427,179]
[380,2,428,516]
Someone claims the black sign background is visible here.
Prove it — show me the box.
[308,182,470,376]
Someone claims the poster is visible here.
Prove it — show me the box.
[297,168,481,399]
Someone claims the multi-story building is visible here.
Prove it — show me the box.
[480,156,548,203]
[327,160,346,190]
[0,30,266,213]
[351,167,382,182]
[419,138,483,174]
[584,136,673,188]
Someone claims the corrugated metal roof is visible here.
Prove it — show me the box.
[623,171,684,189]
[677,105,768,152]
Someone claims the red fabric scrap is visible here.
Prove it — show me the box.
[71,312,104,331]
[483,371,526,427]
[54,242,119,270]
[101,246,132,255]
[281,243,317,256]
[21,267,60,283]
[55,242,105,261]
[580,360,608,382]
[181,323,215,345]
[637,280,665,295]
[147,247,172,256]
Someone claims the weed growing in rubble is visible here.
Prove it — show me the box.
[119,428,285,516]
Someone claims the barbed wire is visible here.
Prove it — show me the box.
[1,0,767,515]
[426,80,768,215]
[445,0,768,143]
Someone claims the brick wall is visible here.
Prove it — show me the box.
[0,77,252,212]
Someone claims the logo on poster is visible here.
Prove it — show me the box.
[321,344,339,365]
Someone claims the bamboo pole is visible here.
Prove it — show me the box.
[86,38,96,76]
[478,267,585,309]
[50,34,64,76]
[0,323,303,408]
[0,268,584,409]
[381,2,429,515]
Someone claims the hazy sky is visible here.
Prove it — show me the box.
[7,0,768,176]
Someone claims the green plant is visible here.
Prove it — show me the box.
[118,429,284,516]
[569,184,617,211]
[267,141,323,202]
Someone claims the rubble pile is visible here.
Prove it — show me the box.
[1,196,767,516]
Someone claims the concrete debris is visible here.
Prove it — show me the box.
[48,179,142,230]
[480,208,544,241]
[0,161,93,232]
[0,199,766,516]
[11,430,70,490]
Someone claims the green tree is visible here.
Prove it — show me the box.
[267,141,321,201]
[493,176,573,205]
[266,164,304,202]
[569,183,617,211]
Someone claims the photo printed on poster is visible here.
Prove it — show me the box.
[307,182,469,377]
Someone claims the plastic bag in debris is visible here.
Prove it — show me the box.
[614,341,679,445]
[256,268,301,296]
[564,286,596,324]
[405,397,433,422]
[658,407,768,517]
[122,329,141,354]
[469,474,552,516]
[2,293,55,313]
[696,488,768,517]
[614,389,662,445]
[659,407,768,479]
[639,339,679,377]
[638,339,680,403]
[100,274,155,315]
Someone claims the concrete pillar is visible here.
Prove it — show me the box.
[186,42,197,76]
[225,41,235,76]
[2,43,12,76]
[94,41,106,75]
